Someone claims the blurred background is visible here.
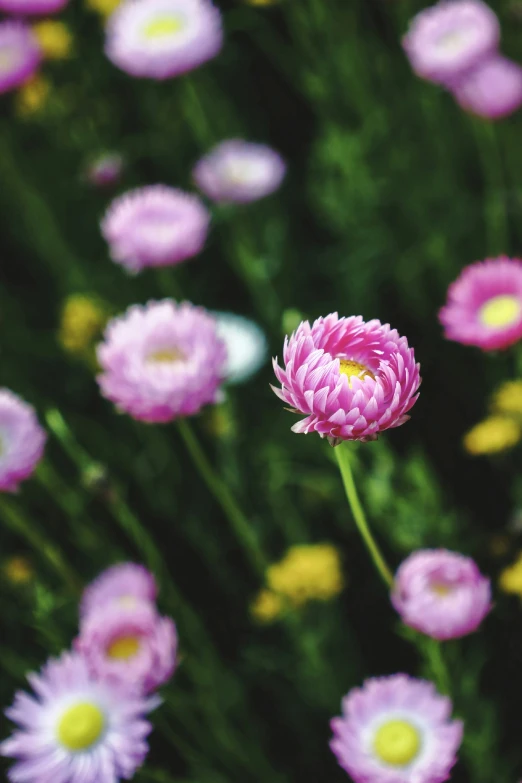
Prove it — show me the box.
[2,0,522,780]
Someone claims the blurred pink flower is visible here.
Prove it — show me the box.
[392,549,492,640]
[0,0,68,14]
[402,0,499,86]
[439,257,522,350]
[86,152,123,188]
[193,140,286,203]
[80,562,158,621]
[0,21,41,95]
[105,0,223,79]
[331,674,463,783]
[0,389,46,493]
[75,601,177,694]
[272,314,420,445]
[451,55,522,119]
[101,185,210,273]
[97,300,226,423]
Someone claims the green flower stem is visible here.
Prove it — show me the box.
[0,496,80,593]
[423,638,451,695]
[176,418,267,577]
[334,442,393,588]
[470,119,509,256]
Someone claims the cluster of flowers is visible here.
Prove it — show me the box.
[403,0,522,120]
[1,562,177,781]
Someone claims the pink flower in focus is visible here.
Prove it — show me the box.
[272,314,420,444]
[101,185,210,273]
[0,389,46,492]
[80,562,158,621]
[439,257,522,350]
[402,0,499,86]
[0,22,41,95]
[97,300,227,423]
[392,549,492,640]
[451,55,522,119]
[75,602,177,694]
[331,674,463,783]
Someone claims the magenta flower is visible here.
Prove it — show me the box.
[330,674,463,783]
[0,651,155,782]
[451,55,522,119]
[272,314,420,444]
[97,299,227,423]
[0,22,41,95]
[75,602,177,695]
[439,257,522,350]
[0,0,67,14]
[193,140,286,204]
[101,185,210,274]
[392,549,492,640]
[105,0,223,79]
[402,0,499,86]
[0,389,46,493]
[80,562,158,621]
[86,152,123,188]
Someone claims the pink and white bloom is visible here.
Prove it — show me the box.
[330,674,463,783]
[451,55,522,119]
[0,0,67,15]
[101,185,210,274]
[193,140,286,203]
[439,257,522,350]
[0,389,46,493]
[0,22,41,95]
[80,562,158,621]
[97,299,227,423]
[105,0,223,79]
[272,314,420,444]
[0,651,155,783]
[402,0,499,86]
[75,602,177,694]
[392,549,492,640]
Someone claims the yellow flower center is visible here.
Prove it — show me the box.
[373,720,421,766]
[147,348,185,363]
[480,295,521,328]
[437,30,465,53]
[106,635,141,660]
[57,702,105,751]
[431,582,452,596]
[338,359,375,386]
[144,16,183,39]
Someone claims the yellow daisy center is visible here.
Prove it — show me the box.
[373,719,421,766]
[338,359,375,386]
[480,295,521,328]
[147,348,185,363]
[144,15,184,39]
[431,582,452,596]
[106,634,141,660]
[58,702,105,751]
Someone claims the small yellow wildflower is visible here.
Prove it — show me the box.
[492,380,522,417]
[86,0,121,17]
[463,416,521,455]
[3,556,34,585]
[58,294,107,356]
[15,75,50,117]
[244,0,280,5]
[33,20,73,60]
[250,589,283,623]
[499,552,522,596]
[267,543,344,607]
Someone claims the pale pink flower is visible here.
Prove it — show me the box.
[451,55,522,119]
[0,389,46,492]
[80,562,158,621]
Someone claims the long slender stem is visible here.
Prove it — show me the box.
[423,638,451,695]
[334,442,393,588]
[176,418,267,576]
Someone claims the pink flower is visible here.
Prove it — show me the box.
[402,0,500,86]
[272,314,420,444]
[0,0,68,15]
[80,562,158,621]
[97,300,227,423]
[86,152,123,188]
[0,21,41,95]
[75,602,177,694]
[193,139,286,203]
[451,55,522,119]
[0,389,46,493]
[101,185,210,274]
[391,549,492,640]
[439,257,522,350]
[331,674,463,783]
